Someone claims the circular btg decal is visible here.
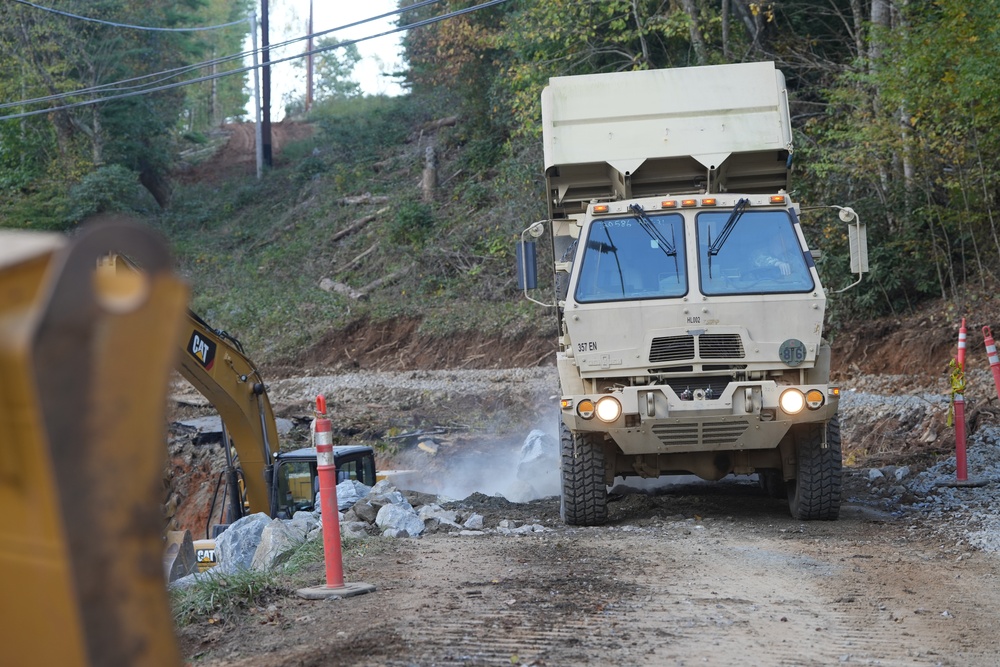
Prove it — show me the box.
[778,338,807,367]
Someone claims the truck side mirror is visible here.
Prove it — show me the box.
[834,207,868,292]
[516,239,537,290]
[517,221,555,307]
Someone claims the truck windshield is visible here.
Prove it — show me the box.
[697,210,814,295]
[575,214,686,302]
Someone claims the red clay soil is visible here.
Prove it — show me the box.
[175,120,316,184]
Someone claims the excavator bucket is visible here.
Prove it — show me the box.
[0,219,188,667]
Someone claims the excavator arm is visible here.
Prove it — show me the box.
[175,309,279,520]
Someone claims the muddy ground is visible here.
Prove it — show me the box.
[167,297,1000,666]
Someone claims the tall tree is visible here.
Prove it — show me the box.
[0,0,250,207]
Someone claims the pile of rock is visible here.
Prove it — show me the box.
[171,479,549,586]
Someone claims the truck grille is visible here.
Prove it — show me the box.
[649,335,695,362]
[698,334,745,359]
[661,376,730,397]
[649,333,745,363]
[651,420,750,448]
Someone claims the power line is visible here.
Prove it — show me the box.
[0,0,497,121]
[8,0,247,32]
[0,0,513,123]
[0,0,447,112]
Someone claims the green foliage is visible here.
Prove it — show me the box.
[0,0,250,200]
[389,201,436,248]
[0,118,53,193]
[793,0,1000,317]
[0,184,72,230]
[68,164,145,221]
[307,37,362,102]
[312,95,426,162]
[181,0,252,130]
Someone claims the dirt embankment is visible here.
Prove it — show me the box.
[174,121,316,184]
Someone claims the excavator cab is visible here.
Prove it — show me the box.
[273,446,378,518]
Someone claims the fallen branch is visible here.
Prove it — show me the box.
[318,262,413,301]
[420,116,459,132]
[318,278,364,300]
[247,194,317,251]
[357,263,413,298]
[338,242,378,274]
[329,206,388,244]
[338,192,389,206]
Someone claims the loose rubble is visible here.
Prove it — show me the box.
[842,383,1000,553]
[171,477,553,584]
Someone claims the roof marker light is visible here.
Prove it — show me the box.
[681,199,697,207]
[593,204,610,213]
[661,200,678,208]
[769,195,786,204]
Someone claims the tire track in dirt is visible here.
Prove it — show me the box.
[375,505,1000,666]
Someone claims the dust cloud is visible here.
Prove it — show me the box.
[388,425,561,503]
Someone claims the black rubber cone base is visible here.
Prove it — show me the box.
[937,477,991,488]
[296,582,376,600]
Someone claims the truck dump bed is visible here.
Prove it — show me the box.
[542,62,792,217]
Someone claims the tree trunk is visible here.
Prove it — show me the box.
[631,0,650,65]
[869,0,889,67]
[679,0,708,65]
[139,162,171,209]
[721,0,730,60]
[849,0,865,61]
[422,145,437,203]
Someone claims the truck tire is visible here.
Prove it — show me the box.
[560,424,608,526]
[787,415,842,520]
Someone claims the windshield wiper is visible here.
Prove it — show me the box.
[707,197,749,279]
[629,204,676,256]
[707,197,749,257]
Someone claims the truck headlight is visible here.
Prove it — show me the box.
[779,389,805,415]
[595,396,622,422]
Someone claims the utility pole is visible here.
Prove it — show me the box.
[260,0,273,168]
[305,0,314,113]
[251,13,263,180]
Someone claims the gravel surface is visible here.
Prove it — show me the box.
[841,376,1000,554]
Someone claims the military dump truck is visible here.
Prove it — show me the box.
[518,62,868,525]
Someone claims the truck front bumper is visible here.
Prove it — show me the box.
[561,381,839,455]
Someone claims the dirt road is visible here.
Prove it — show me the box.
[177,474,1000,667]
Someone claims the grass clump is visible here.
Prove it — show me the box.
[171,568,282,627]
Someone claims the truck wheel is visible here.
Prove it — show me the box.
[560,424,608,526]
[787,415,842,520]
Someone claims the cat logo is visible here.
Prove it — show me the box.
[188,331,217,370]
